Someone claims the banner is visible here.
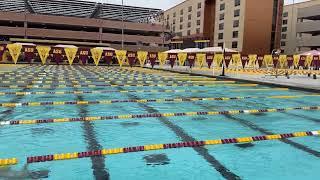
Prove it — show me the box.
[224,54,232,68]
[158,52,168,67]
[36,46,51,65]
[293,55,300,68]
[206,53,214,68]
[78,48,90,65]
[168,53,177,68]
[23,45,35,63]
[64,47,78,65]
[214,54,224,67]
[127,51,136,67]
[248,54,257,68]
[196,53,206,68]
[104,50,114,65]
[148,52,157,68]
[257,55,264,68]
[279,55,287,68]
[299,55,306,67]
[306,55,313,68]
[7,44,22,64]
[115,50,127,67]
[287,55,294,68]
[187,53,196,68]
[312,55,320,69]
[231,54,241,68]
[90,48,103,66]
[177,53,187,66]
[137,51,148,67]
[0,44,6,61]
[241,55,249,68]
[264,55,273,67]
[272,55,279,68]
[52,47,63,64]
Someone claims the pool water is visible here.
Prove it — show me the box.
[0,65,320,180]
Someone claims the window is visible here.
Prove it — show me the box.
[233,31,238,38]
[281,41,286,46]
[167,15,169,20]
[187,30,191,36]
[196,28,200,34]
[233,20,239,28]
[188,22,191,28]
[219,23,224,30]
[282,19,288,25]
[172,26,176,32]
[232,41,238,48]
[188,6,192,12]
[173,19,176,24]
[197,19,201,26]
[218,42,224,48]
[235,0,240,6]
[180,17,183,22]
[282,27,287,32]
[180,24,183,30]
[197,11,201,17]
[281,34,287,39]
[219,13,224,20]
[283,12,288,17]
[198,3,201,9]
[218,33,223,40]
[180,9,183,15]
[234,9,240,17]
[173,12,176,17]
[220,3,225,11]
[188,14,192,20]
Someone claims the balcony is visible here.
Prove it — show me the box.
[296,20,320,34]
[297,5,320,20]
[296,35,320,47]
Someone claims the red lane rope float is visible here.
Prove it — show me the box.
[0,95,318,108]
[26,130,320,164]
[1,106,319,126]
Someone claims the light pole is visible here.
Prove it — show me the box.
[121,0,124,49]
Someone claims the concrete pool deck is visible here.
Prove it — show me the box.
[145,65,320,92]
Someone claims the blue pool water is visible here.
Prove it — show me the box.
[0,65,320,180]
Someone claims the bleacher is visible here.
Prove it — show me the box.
[0,0,162,22]
[29,0,96,18]
[0,0,27,13]
[98,3,161,22]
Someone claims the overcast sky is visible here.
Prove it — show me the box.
[88,0,309,10]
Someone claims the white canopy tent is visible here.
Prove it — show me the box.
[181,48,201,53]
[54,44,77,48]
[15,43,36,46]
[299,50,320,56]
[96,47,116,51]
[165,49,183,53]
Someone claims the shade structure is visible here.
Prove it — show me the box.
[299,50,320,56]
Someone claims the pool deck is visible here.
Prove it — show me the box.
[145,65,320,93]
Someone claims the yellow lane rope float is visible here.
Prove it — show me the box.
[0,88,289,96]
[0,95,318,108]
[26,130,320,164]
[0,158,18,166]
[0,83,258,89]
[2,106,319,126]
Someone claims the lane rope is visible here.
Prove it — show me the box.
[0,83,258,89]
[0,158,18,166]
[0,88,289,96]
[0,95,318,108]
[1,106,319,126]
[25,130,320,164]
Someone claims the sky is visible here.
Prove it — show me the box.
[87,0,309,10]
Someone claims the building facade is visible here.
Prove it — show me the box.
[281,0,320,54]
[162,0,283,54]
[0,0,168,51]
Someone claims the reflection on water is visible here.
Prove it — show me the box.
[143,154,170,167]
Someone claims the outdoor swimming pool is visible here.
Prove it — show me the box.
[0,65,320,180]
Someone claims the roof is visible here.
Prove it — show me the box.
[0,0,162,23]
